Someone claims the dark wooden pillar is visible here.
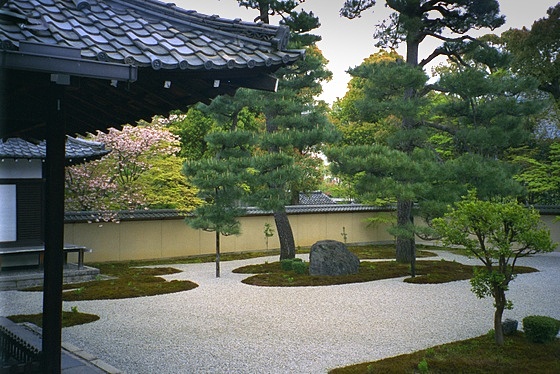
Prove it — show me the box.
[42,81,66,373]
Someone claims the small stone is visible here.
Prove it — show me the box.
[502,319,518,335]
[309,240,360,276]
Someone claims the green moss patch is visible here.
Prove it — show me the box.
[235,260,538,287]
[24,265,198,301]
[329,332,560,373]
[8,310,99,328]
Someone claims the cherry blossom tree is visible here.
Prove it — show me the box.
[65,121,200,216]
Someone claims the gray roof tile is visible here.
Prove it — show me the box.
[0,0,301,71]
[0,137,110,165]
[64,205,393,223]
[299,191,337,205]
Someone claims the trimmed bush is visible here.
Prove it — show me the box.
[280,258,303,271]
[280,259,293,271]
[523,315,560,343]
[291,260,308,275]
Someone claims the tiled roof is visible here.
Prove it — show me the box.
[0,0,303,139]
[64,205,394,222]
[0,0,301,72]
[299,191,336,205]
[0,136,110,164]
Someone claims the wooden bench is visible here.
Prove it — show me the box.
[0,244,91,272]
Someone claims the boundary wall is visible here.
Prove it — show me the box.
[63,206,395,263]
[63,206,560,264]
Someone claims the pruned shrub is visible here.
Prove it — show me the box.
[280,258,303,271]
[291,260,308,275]
[280,259,293,271]
[523,315,560,343]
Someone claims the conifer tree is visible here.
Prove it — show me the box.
[335,0,507,267]
[183,130,254,277]
[197,0,336,260]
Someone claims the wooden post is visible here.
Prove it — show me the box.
[41,81,66,373]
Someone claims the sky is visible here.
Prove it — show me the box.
[177,0,558,104]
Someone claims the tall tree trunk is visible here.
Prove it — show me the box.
[493,288,506,346]
[394,35,421,272]
[275,210,296,260]
[396,199,415,268]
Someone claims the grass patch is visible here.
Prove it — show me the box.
[329,332,560,373]
[8,309,99,328]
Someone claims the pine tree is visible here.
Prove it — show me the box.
[197,0,337,260]
[336,0,507,266]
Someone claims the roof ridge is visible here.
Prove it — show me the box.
[111,0,290,50]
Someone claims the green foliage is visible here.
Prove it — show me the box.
[166,109,216,160]
[280,257,303,271]
[183,155,249,236]
[291,260,308,275]
[433,191,555,262]
[523,315,560,343]
[417,358,429,374]
[470,267,512,308]
[65,121,199,213]
[433,190,555,344]
[501,4,560,102]
[332,1,546,270]
[511,142,560,204]
[137,156,201,210]
[263,223,275,238]
[196,2,338,260]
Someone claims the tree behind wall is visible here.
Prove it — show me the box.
[65,121,200,215]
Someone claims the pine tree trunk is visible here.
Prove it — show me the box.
[395,199,416,275]
[275,210,296,260]
[394,36,420,272]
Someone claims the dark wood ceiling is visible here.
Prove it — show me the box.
[1,66,281,139]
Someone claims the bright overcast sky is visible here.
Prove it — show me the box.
[176,1,558,105]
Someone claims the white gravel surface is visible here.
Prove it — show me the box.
[1,251,559,373]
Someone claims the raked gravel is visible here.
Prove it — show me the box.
[1,251,559,373]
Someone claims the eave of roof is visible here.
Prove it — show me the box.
[0,0,304,139]
[0,0,302,71]
[0,136,110,165]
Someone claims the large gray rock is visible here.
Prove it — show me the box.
[309,240,360,276]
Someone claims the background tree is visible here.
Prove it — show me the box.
[334,1,518,266]
[511,142,560,205]
[328,46,538,277]
[65,122,199,215]
[165,109,216,160]
[500,4,560,103]
[433,191,555,346]
[498,5,560,204]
